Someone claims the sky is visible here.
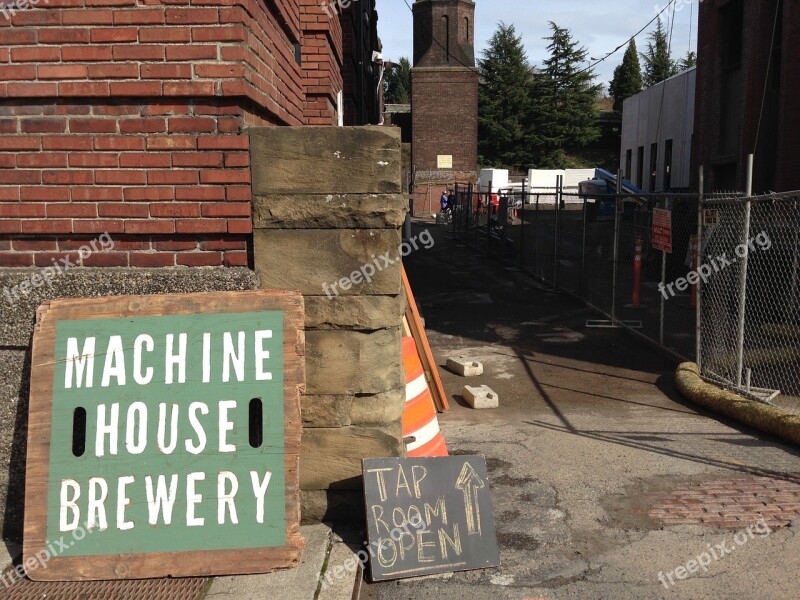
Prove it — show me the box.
[375,0,699,92]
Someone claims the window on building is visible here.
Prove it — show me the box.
[625,149,632,182]
[637,146,644,189]
[718,0,744,156]
[649,142,658,192]
[664,139,673,191]
[442,15,450,62]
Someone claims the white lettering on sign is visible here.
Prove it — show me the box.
[101,335,126,387]
[60,479,80,532]
[251,471,272,524]
[186,472,205,527]
[165,333,187,385]
[157,404,179,454]
[186,402,209,455]
[65,337,96,389]
[64,330,275,387]
[133,334,154,385]
[59,471,273,533]
[218,471,239,525]
[87,477,109,531]
[255,330,273,381]
[117,476,135,531]
[222,331,246,383]
[218,400,237,453]
[145,474,178,526]
[96,403,120,457]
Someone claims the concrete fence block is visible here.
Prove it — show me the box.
[462,385,499,409]
[446,357,484,377]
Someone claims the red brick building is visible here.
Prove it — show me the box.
[694,0,800,193]
[410,0,478,212]
[0,0,382,267]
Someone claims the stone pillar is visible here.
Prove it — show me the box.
[249,126,407,522]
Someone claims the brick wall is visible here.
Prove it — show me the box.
[694,0,800,193]
[0,0,345,266]
[411,68,478,173]
[300,0,343,125]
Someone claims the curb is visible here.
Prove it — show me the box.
[675,362,800,447]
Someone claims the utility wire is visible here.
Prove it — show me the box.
[398,0,680,84]
[571,0,679,79]
[754,0,782,155]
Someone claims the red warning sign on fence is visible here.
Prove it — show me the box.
[652,208,673,253]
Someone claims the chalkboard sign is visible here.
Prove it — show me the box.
[362,456,500,581]
[24,291,305,581]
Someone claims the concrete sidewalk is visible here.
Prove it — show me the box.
[0,523,361,599]
[362,222,800,600]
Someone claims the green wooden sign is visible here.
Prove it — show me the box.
[24,291,305,581]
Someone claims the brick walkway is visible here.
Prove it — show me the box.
[649,475,800,528]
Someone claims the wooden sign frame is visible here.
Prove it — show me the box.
[402,267,448,412]
[23,290,305,581]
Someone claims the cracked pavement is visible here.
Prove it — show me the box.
[361,223,800,600]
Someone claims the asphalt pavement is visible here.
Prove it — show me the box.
[360,221,800,600]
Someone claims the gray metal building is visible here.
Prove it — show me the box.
[620,67,696,192]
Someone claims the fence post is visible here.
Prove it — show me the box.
[554,175,562,289]
[580,193,587,296]
[735,154,754,387]
[520,179,526,268]
[535,192,540,276]
[659,199,667,346]
[611,170,623,322]
[696,166,704,370]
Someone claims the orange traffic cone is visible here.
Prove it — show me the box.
[401,337,448,457]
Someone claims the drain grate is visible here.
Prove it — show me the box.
[0,576,210,599]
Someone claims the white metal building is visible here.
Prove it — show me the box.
[620,67,696,192]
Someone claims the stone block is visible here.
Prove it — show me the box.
[305,328,404,395]
[302,395,354,428]
[446,357,484,377]
[254,229,402,296]
[302,388,405,428]
[300,423,403,490]
[252,194,407,229]
[462,385,499,409]
[349,388,405,426]
[250,126,401,195]
[300,490,364,524]
[304,294,405,331]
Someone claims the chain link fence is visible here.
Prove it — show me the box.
[451,182,700,359]
[451,182,800,413]
[699,192,800,413]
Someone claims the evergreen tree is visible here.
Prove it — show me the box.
[678,50,697,71]
[532,22,601,167]
[609,40,642,112]
[384,57,411,104]
[477,23,536,169]
[641,18,677,87]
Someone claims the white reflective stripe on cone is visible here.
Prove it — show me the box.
[405,373,428,403]
[405,417,440,452]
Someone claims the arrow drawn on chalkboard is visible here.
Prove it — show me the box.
[455,462,485,536]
